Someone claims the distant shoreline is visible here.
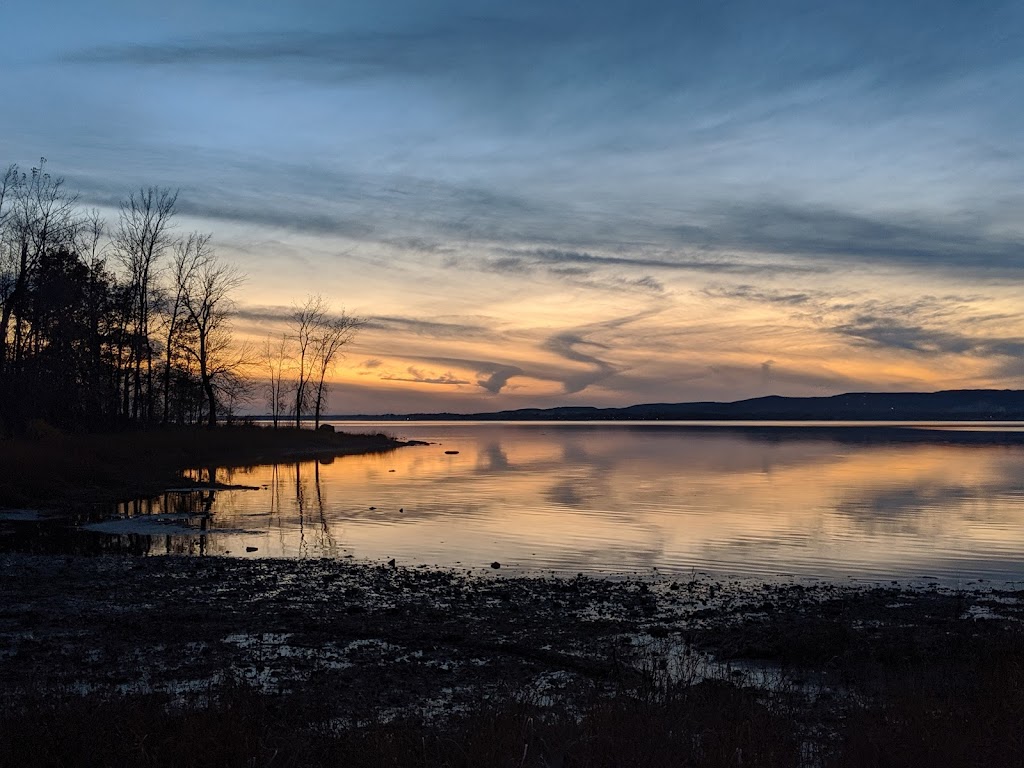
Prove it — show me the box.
[286,388,1024,422]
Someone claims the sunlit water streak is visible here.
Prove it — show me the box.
[105,422,1024,584]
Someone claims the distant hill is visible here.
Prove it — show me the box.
[333,390,1024,421]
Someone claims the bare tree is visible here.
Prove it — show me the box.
[0,164,19,377]
[177,238,246,429]
[311,311,362,428]
[261,332,291,428]
[114,187,177,421]
[289,295,327,428]
[0,162,264,434]
[159,232,208,423]
[75,208,107,270]
[0,164,15,233]
[0,160,77,377]
[74,208,118,419]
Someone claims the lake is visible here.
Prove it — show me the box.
[94,422,1024,584]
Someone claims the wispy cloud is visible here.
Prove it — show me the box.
[233,305,295,325]
[63,2,1023,108]
[9,0,1024,410]
[702,283,822,307]
[544,331,620,395]
[64,17,568,84]
[406,357,525,395]
[834,317,1024,358]
[527,248,824,275]
[381,367,470,386]
[540,312,662,395]
[364,316,492,341]
[675,202,1024,276]
[704,283,1024,362]
[58,142,1024,285]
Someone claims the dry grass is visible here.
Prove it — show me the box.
[0,680,802,768]
[5,649,1021,768]
[1,552,1023,766]
[832,631,1024,767]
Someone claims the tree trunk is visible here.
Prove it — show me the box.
[203,374,217,429]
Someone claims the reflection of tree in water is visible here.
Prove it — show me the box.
[74,459,351,558]
[295,462,308,557]
[262,461,339,556]
[292,461,339,556]
[0,521,155,556]
[314,461,337,555]
[268,463,283,552]
[201,465,217,516]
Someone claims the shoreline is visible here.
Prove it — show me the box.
[2,552,1022,765]
[0,425,413,509]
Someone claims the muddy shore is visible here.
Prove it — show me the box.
[2,552,1023,766]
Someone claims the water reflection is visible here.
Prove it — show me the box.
[10,423,1024,583]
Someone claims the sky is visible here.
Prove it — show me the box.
[3,0,1024,413]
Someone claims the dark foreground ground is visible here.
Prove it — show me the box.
[2,554,1023,767]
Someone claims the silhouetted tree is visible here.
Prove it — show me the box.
[1,160,77,375]
[74,209,121,423]
[310,310,361,428]
[159,232,207,424]
[261,332,291,428]
[0,164,19,383]
[289,295,326,427]
[0,160,79,431]
[0,157,258,434]
[114,187,177,422]
[177,239,247,428]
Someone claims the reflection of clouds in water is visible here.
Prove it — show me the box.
[836,485,975,536]
[834,453,1024,536]
[561,439,591,464]
[92,426,1024,581]
[694,531,816,561]
[545,478,594,508]
[547,545,662,574]
[478,442,510,471]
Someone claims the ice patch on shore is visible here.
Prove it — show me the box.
[0,509,44,521]
[164,485,260,492]
[82,515,263,536]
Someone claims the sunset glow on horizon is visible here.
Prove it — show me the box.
[5,1,1024,413]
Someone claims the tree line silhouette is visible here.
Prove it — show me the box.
[0,159,359,436]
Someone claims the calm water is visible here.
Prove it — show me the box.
[93,422,1024,583]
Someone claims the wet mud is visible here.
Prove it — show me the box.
[2,554,1022,724]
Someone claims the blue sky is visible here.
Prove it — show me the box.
[3,0,1024,412]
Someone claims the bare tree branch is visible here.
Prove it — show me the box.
[114,186,178,421]
[177,237,245,428]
